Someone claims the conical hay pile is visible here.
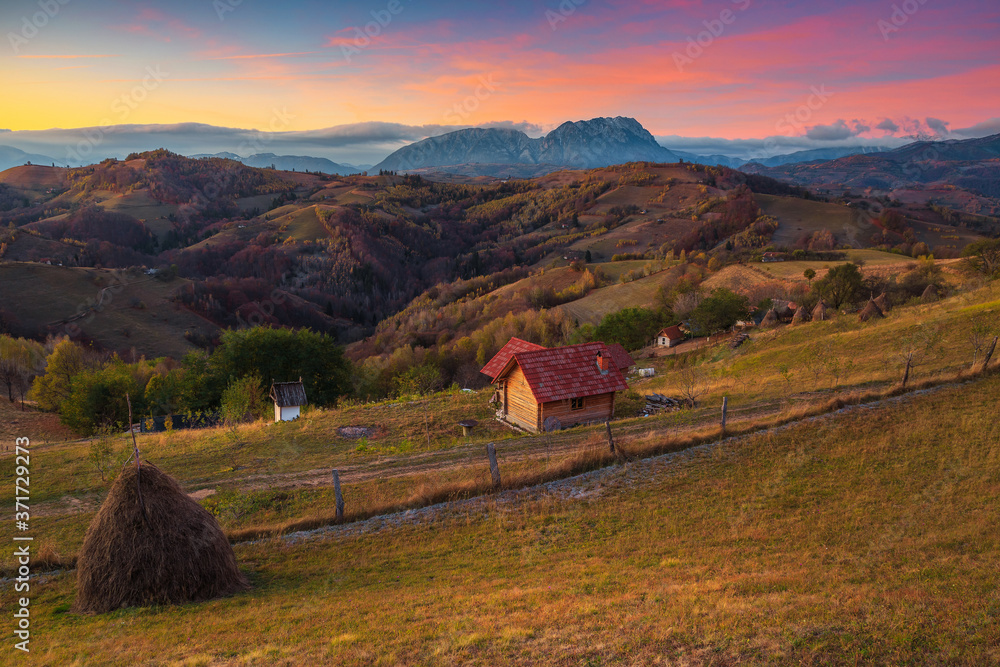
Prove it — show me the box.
[921,284,939,303]
[858,299,884,322]
[812,300,829,321]
[74,463,248,613]
[874,292,890,313]
[760,308,779,328]
[791,306,808,325]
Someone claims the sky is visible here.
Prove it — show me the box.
[1,0,999,163]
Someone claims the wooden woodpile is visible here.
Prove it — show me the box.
[729,332,750,349]
[642,393,690,416]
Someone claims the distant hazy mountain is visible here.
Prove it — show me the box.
[189,152,363,174]
[745,145,894,168]
[742,133,1000,205]
[670,151,747,168]
[671,145,894,169]
[374,117,678,175]
[0,145,70,172]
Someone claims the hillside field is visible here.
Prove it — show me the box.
[0,262,218,359]
[4,367,999,664]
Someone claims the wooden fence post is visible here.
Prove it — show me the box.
[721,396,728,432]
[486,442,501,489]
[331,469,344,521]
[605,420,616,456]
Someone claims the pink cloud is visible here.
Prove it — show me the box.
[113,7,202,42]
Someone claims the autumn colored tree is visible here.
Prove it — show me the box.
[28,338,90,412]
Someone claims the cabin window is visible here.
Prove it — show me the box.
[571,397,584,410]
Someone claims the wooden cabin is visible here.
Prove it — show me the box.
[480,339,629,433]
[655,325,685,348]
[270,379,307,422]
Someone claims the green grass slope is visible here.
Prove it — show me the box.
[11,370,1000,665]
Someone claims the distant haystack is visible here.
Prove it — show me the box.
[760,308,779,328]
[921,284,939,303]
[858,299,884,322]
[812,300,830,321]
[791,305,809,325]
[74,463,248,613]
[874,292,890,314]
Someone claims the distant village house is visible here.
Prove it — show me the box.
[480,338,632,433]
[655,325,685,348]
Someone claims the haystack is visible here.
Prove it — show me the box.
[812,300,830,321]
[791,305,808,325]
[858,299,884,322]
[921,284,939,303]
[75,463,248,613]
[873,292,890,314]
[760,308,779,328]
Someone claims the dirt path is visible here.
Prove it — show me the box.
[29,398,791,520]
[192,399,790,492]
[276,381,961,547]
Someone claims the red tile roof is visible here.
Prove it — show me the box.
[658,325,684,340]
[606,343,635,370]
[479,337,545,381]
[498,342,629,404]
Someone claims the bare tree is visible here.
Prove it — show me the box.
[898,325,942,388]
[677,366,708,408]
[969,315,995,370]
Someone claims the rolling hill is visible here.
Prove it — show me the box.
[744,133,1000,215]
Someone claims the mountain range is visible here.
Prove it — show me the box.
[1,117,994,185]
[188,152,370,174]
[744,133,1000,200]
[373,117,678,175]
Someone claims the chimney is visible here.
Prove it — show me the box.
[597,351,609,374]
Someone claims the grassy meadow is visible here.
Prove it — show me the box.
[2,273,999,664]
[5,280,998,555]
[6,367,1000,665]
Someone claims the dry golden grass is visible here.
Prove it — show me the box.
[8,370,999,665]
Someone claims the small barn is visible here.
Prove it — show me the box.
[772,299,798,322]
[481,340,629,433]
[270,379,307,422]
[656,325,685,348]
